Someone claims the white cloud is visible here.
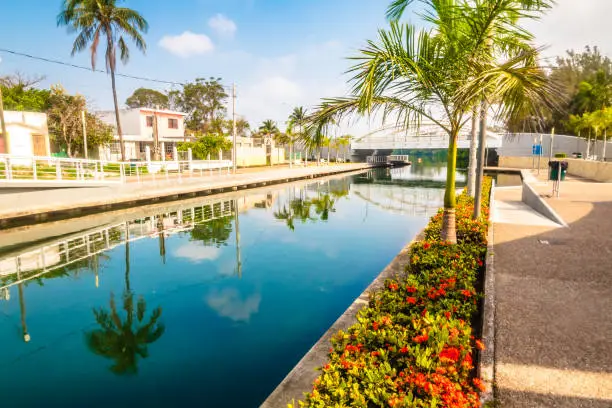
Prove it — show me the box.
[208,14,237,38]
[174,242,221,263]
[159,31,214,57]
[526,0,612,58]
[206,288,261,322]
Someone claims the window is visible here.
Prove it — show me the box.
[165,142,174,154]
[110,142,121,154]
[146,116,154,127]
[139,142,148,153]
[168,118,178,129]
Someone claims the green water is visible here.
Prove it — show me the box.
[0,167,452,407]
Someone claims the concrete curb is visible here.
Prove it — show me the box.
[520,170,568,227]
[479,180,497,406]
[260,235,421,408]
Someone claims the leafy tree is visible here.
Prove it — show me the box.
[1,85,51,112]
[177,133,232,159]
[125,87,169,109]
[58,0,149,161]
[169,77,228,132]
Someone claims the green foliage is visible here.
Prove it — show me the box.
[554,153,567,158]
[168,77,228,133]
[177,133,232,159]
[126,88,169,109]
[295,178,493,408]
[1,85,51,112]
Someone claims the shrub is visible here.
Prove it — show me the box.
[291,179,492,408]
[554,153,567,158]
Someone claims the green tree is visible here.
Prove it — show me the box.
[125,87,169,109]
[58,0,148,162]
[177,133,232,159]
[0,85,51,112]
[169,77,228,133]
[287,107,308,164]
[314,1,553,242]
[190,216,233,247]
[258,119,280,141]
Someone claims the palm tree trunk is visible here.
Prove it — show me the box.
[442,129,458,244]
[125,221,131,292]
[110,66,126,161]
[587,129,591,158]
[602,129,607,161]
[467,108,478,197]
[473,100,488,220]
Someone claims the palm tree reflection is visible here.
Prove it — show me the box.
[85,231,165,375]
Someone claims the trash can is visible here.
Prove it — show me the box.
[548,161,567,181]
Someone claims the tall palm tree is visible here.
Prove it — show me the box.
[313,6,553,242]
[388,0,555,216]
[58,0,148,162]
[259,120,279,143]
[288,106,308,166]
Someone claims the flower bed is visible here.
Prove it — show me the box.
[291,178,492,408]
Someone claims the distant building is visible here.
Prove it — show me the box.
[0,111,51,157]
[98,108,187,161]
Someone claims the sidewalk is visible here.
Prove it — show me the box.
[493,174,612,407]
[0,163,369,227]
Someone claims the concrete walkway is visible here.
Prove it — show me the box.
[493,174,612,407]
[0,163,369,227]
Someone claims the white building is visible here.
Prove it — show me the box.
[98,108,187,161]
[0,111,51,157]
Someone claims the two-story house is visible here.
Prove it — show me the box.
[98,108,187,161]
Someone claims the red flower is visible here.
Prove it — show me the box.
[388,282,399,291]
[406,285,417,293]
[406,297,417,305]
[400,346,409,354]
[462,353,473,368]
[473,378,486,392]
[423,242,431,250]
[421,309,428,317]
[477,259,484,267]
[372,321,379,331]
[439,347,461,363]
[444,311,451,319]
[461,289,472,298]
[475,339,486,351]
[413,333,429,343]
[371,351,380,357]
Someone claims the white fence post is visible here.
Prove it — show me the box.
[187,148,193,172]
[56,159,62,180]
[32,159,37,181]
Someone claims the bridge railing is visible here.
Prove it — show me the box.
[0,154,233,184]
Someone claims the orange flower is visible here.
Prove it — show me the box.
[413,333,429,343]
[406,297,417,305]
[475,339,486,350]
[473,378,486,392]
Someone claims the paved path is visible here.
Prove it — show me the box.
[493,174,612,407]
[0,164,369,227]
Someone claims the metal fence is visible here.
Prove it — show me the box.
[0,154,233,184]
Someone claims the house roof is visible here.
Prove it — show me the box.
[138,108,187,116]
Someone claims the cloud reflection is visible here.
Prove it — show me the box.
[206,288,261,322]
[174,242,221,263]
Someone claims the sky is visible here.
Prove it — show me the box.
[0,0,610,136]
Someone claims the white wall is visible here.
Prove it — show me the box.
[499,133,612,160]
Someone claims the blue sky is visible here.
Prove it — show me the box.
[0,0,610,134]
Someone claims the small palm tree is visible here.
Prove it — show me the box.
[259,120,279,143]
[58,0,148,161]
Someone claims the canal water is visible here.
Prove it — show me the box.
[0,166,461,408]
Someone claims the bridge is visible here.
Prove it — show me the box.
[350,123,503,161]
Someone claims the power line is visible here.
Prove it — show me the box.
[0,47,233,90]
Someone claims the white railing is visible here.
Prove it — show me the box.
[0,198,235,287]
[367,155,388,164]
[0,154,233,184]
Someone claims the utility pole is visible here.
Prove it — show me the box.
[81,110,88,159]
[232,83,237,173]
[0,87,8,153]
[153,109,160,161]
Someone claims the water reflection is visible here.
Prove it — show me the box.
[0,169,462,408]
